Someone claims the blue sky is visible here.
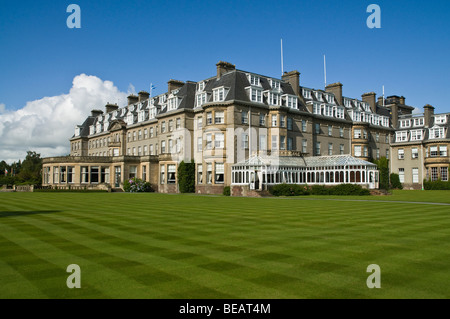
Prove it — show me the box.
[0,0,449,162]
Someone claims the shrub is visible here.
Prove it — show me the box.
[123,177,153,193]
[390,173,403,189]
[269,184,310,196]
[310,185,330,195]
[329,184,370,196]
[223,186,231,196]
[178,160,195,193]
[423,179,450,190]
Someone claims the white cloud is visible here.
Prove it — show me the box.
[0,74,128,164]
[127,83,136,95]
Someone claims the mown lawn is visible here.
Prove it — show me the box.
[0,191,449,298]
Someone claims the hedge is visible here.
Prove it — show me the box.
[269,183,370,196]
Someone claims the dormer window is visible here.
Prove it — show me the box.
[429,127,445,139]
[286,95,298,109]
[103,121,109,131]
[344,98,352,108]
[89,125,95,135]
[149,107,157,119]
[434,115,447,124]
[248,74,260,86]
[168,97,178,111]
[213,87,227,102]
[196,92,207,107]
[112,110,118,120]
[410,129,424,141]
[302,89,311,99]
[75,126,81,137]
[268,92,281,106]
[327,94,334,104]
[271,79,280,90]
[413,118,424,126]
[138,110,145,122]
[395,131,408,142]
[96,122,102,133]
[399,119,411,128]
[159,95,167,104]
[126,113,134,125]
[249,88,262,103]
[315,91,323,101]
[198,81,205,91]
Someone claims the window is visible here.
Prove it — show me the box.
[249,74,260,86]
[160,165,165,184]
[271,115,277,127]
[340,144,344,155]
[385,134,390,143]
[271,135,277,151]
[280,136,286,150]
[328,126,332,136]
[287,137,293,150]
[271,79,280,90]
[412,168,419,183]
[60,166,66,183]
[410,130,423,141]
[386,149,389,159]
[169,120,173,132]
[430,127,445,139]
[302,120,307,132]
[396,131,408,142]
[412,147,419,159]
[280,116,286,128]
[315,123,320,134]
[206,163,212,184]
[196,93,207,107]
[206,134,212,149]
[198,81,205,91]
[242,133,249,149]
[176,138,181,153]
[144,128,148,139]
[150,127,154,138]
[259,135,266,151]
[207,112,212,125]
[132,147,136,155]
[354,129,362,139]
[259,114,265,126]
[242,111,248,124]
[440,145,447,156]
[142,166,147,181]
[363,130,368,139]
[250,88,262,102]
[167,165,176,184]
[81,166,88,183]
[287,96,298,108]
[364,146,368,157]
[215,111,224,124]
[168,139,173,153]
[68,166,75,183]
[354,146,362,157]
[339,127,344,138]
[430,146,438,157]
[128,166,137,179]
[328,143,333,155]
[150,144,154,155]
[302,139,307,153]
[315,142,321,156]
[398,148,405,159]
[215,163,224,184]
[168,97,178,111]
[197,164,203,184]
[431,167,438,181]
[287,118,293,130]
[413,118,424,126]
[400,119,411,128]
[268,93,280,106]
[197,137,202,152]
[176,118,181,129]
[138,146,142,156]
[161,140,166,153]
[441,167,448,181]
[376,148,380,159]
[197,117,203,129]
[376,132,380,142]
[399,168,405,183]
[161,122,166,133]
[144,145,148,155]
[213,87,225,102]
[434,115,447,124]
[215,133,224,148]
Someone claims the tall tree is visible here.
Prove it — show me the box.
[17,151,42,185]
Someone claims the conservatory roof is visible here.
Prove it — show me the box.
[233,155,377,168]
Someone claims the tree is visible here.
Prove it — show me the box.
[390,173,403,189]
[177,160,195,193]
[17,151,42,185]
[373,157,389,190]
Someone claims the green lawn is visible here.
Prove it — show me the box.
[0,191,449,298]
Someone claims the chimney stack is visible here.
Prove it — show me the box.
[377,96,384,107]
[282,70,300,96]
[424,104,435,128]
[362,92,377,114]
[138,91,150,102]
[399,96,406,105]
[325,82,343,105]
[105,103,119,114]
[127,94,138,105]
[167,79,184,93]
[216,61,236,78]
[91,109,103,117]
